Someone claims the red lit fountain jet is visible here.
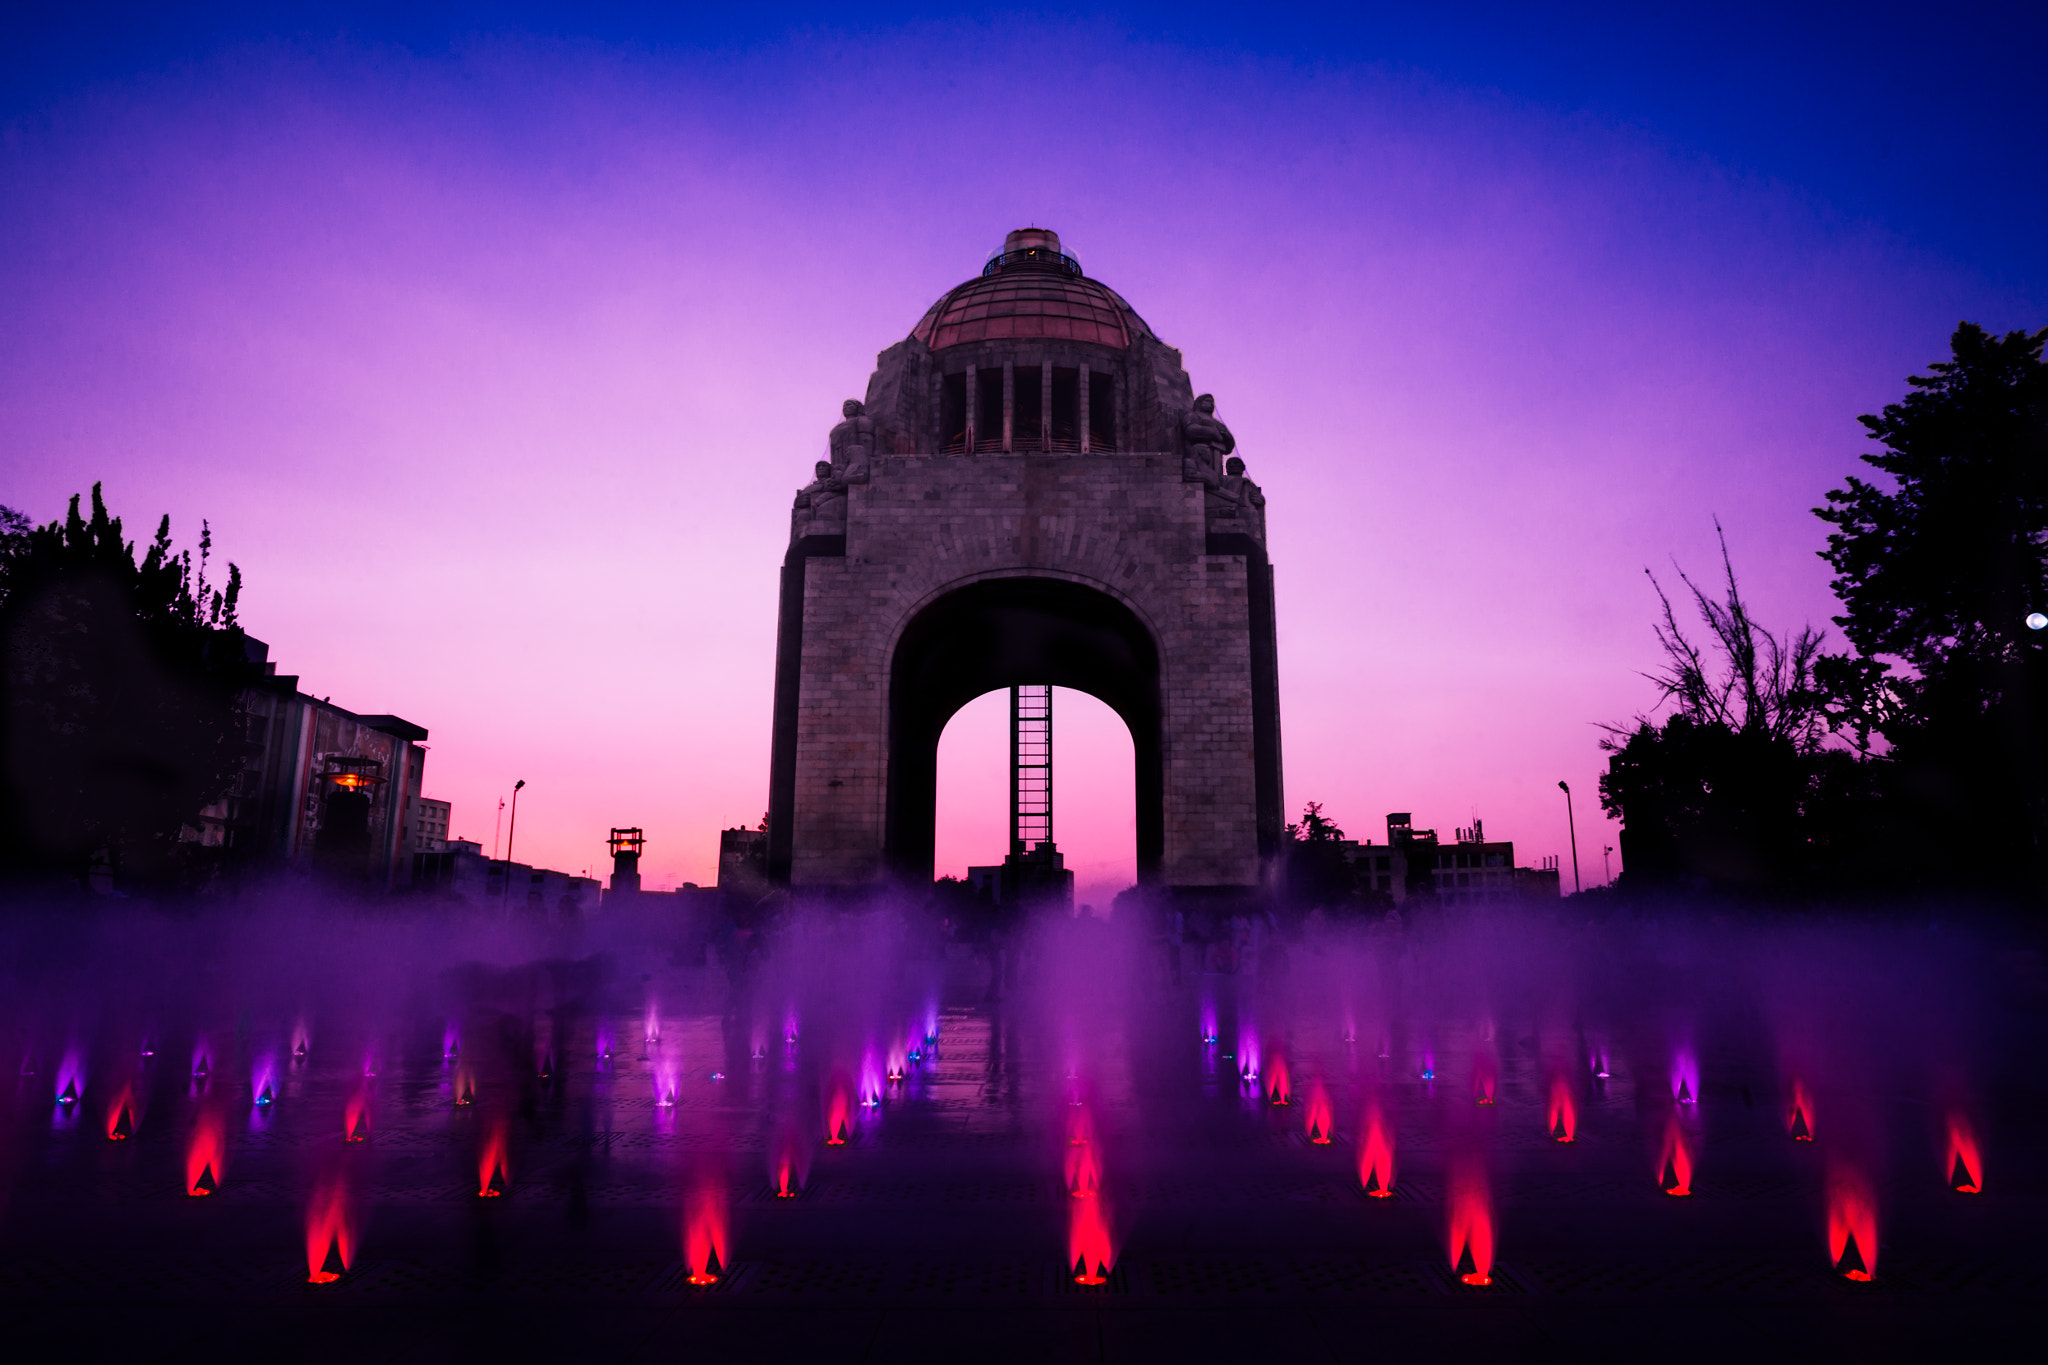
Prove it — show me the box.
[1265,1050,1291,1106]
[683,1183,728,1285]
[1828,1164,1878,1281]
[1547,1073,1576,1143]
[1946,1110,1982,1194]
[1449,1163,1495,1285]
[823,1079,851,1145]
[1305,1081,1334,1144]
[344,1087,370,1143]
[304,1179,352,1284]
[1069,1191,1113,1285]
[1359,1103,1395,1198]
[478,1123,509,1197]
[186,1108,226,1196]
[1786,1078,1815,1142]
[1658,1113,1694,1196]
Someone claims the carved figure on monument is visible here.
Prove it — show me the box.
[829,398,877,475]
[1180,393,1236,488]
[1209,454,1267,540]
[1219,456,1264,509]
[792,459,850,540]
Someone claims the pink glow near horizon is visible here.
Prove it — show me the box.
[1,30,2024,890]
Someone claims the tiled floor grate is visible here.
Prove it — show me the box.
[743,1261,893,1296]
[1143,1258,1289,1297]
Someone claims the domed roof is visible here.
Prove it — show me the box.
[912,228,1151,352]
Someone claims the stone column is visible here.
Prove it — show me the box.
[965,364,978,451]
[1078,363,1091,453]
[1041,363,1053,452]
[1002,362,1014,453]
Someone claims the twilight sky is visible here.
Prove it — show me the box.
[3,5,2043,898]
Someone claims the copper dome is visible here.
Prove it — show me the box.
[912,229,1151,352]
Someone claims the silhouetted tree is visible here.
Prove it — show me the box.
[0,485,258,892]
[1598,529,1841,895]
[1285,800,1358,909]
[1815,322,2048,896]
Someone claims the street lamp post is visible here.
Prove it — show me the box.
[502,779,526,911]
[1603,844,1614,886]
[1557,780,1581,895]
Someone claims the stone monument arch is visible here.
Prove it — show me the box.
[884,574,1165,885]
[767,227,1282,902]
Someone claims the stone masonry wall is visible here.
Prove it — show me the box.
[788,451,1262,889]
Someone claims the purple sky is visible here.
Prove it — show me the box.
[3,20,2039,894]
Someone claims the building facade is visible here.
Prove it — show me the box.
[768,228,1283,903]
[191,636,428,890]
[412,797,451,854]
[1339,815,1561,906]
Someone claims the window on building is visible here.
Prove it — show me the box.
[1050,367,1080,450]
[941,372,967,452]
[976,368,1004,451]
[1014,365,1043,448]
[1088,370,1115,450]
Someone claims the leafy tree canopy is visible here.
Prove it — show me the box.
[1814,322,2048,888]
[1818,324,2048,685]
[0,485,257,890]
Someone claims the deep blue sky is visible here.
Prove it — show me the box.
[7,3,2043,296]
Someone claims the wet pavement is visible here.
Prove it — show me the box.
[2,940,2043,1362]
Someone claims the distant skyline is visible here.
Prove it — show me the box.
[4,6,2042,893]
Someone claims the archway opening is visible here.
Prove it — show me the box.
[886,576,1163,887]
[935,686,1137,912]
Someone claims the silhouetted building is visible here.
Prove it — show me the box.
[966,842,1075,911]
[412,841,598,919]
[607,827,644,896]
[1338,814,1559,906]
[718,827,770,908]
[192,635,427,890]
[412,798,451,853]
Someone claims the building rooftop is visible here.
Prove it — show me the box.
[911,227,1151,352]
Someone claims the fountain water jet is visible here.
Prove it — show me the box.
[1265,1049,1291,1105]
[1547,1073,1577,1143]
[1304,1080,1333,1143]
[823,1078,851,1145]
[1358,1102,1395,1197]
[344,1087,370,1142]
[104,1084,136,1140]
[1787,1078,1815,1141]
[683,1182,728,1285]
[1671,1048,1699,1105]
[186,1107,225,1195]
[1449,1162,1495,1285]
[478,1123,510,1196]
[1828,1164,1878,1280]
[1471,1050,1497,1106]
[1946,1110,1983,1193]
[304,1179,352,1283]
[1069,1192,1113,1284]
[1658,1114,1694,1196]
